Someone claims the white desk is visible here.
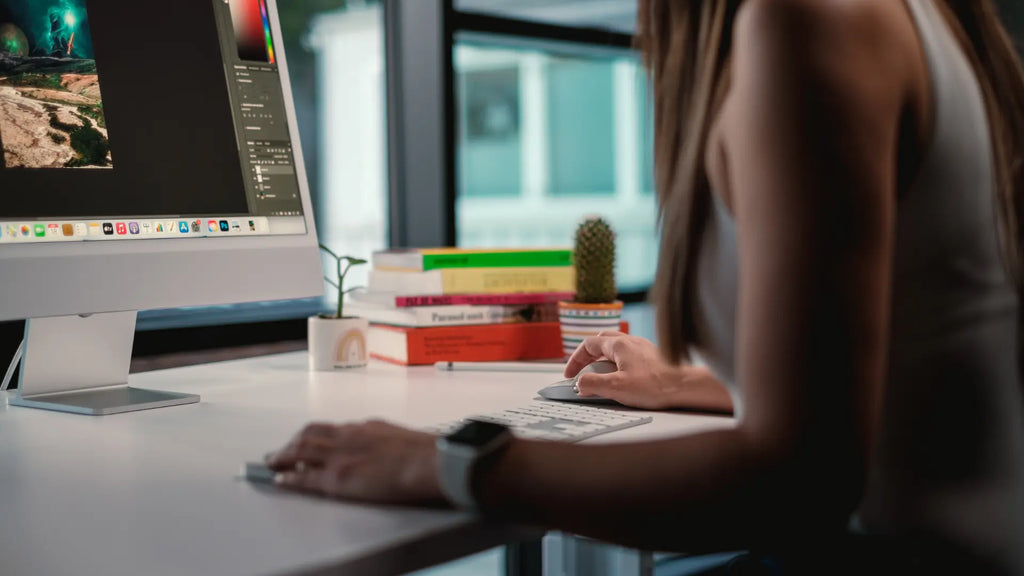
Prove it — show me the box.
[0,352,733,576]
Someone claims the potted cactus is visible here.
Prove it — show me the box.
[308,245,369,370]
[558,216,623,356]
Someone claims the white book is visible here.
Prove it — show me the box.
[345,301,556,328]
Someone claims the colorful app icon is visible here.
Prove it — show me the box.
[74,223,88,236]
[61,223,74,236]
[165,221,175,233]
[6,224,17,237]
[33,224,44,237]
[219,220,229,232]
[103,223,114,235]
[21,225,31,237]
[155,222,164,233]
[116,222,127,235]
[208,220,218,232]
[248,220,256,232]
[46,223,60,237]
[88,222,101,235]
[178,221,190,234]
[191,220,201,233]
[128,222,140,235]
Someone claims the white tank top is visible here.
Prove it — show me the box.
[691,0,1024,572]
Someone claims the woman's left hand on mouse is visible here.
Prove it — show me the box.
[264,420,445,505]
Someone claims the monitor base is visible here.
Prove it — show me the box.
[9,386,200,416]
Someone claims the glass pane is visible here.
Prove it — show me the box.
[454,41,657,292]
[639,77,655,195]
[547,59,615,196]
[458,63,522,197]
[307,2,389,299]
[138,2,387,330]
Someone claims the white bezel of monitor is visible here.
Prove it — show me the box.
[0,0,323,324]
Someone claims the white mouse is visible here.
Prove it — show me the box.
[577,359,618,378]
[537,359,620,405]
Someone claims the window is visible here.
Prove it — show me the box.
[307,3,388,293]
[454,41,657,292]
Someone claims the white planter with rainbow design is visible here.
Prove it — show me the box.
[308,316,369,370]
[557,301,624,357]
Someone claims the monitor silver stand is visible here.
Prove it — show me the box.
[8,311,199,415]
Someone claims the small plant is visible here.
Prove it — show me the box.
[573,216,617,304]
[319,244,367,319]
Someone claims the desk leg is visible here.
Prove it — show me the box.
[541,532,654,576]
[505,538,543,576]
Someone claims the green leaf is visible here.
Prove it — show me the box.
[318,243,340,262]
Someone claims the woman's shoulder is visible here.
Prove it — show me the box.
[727,0,925,118]
[737,0,907,30]
[734,0,920,73]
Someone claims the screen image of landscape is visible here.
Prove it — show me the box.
[0,0,112,169]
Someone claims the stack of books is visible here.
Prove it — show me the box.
[349,247,577,365]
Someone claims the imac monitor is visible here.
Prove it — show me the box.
[0,0,323,414]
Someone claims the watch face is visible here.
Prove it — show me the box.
[448,420,509,446]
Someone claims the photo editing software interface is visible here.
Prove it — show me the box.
[0,0,306,243]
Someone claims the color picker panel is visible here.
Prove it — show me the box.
[228,0,272,63]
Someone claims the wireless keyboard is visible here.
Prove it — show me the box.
[427,402,652,442]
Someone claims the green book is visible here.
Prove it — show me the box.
[373,248,573,271]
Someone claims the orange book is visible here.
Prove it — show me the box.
[369,321,629,366]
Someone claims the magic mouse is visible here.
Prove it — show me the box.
[537,360,621,405]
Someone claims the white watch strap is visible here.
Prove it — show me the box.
[436,439,479,509]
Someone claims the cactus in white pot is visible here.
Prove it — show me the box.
[558,216,623,357]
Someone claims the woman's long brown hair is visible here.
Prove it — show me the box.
[639,0,1024,362]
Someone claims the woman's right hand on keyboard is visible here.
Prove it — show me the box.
[565,332,733,413]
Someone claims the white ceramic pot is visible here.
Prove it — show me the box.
[308,316,369,370]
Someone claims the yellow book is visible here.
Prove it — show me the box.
[368,266,576,295]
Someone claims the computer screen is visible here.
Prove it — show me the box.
[0,0,306,240]
[0,0,323,414]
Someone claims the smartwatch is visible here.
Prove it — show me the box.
[436,419,512,510]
